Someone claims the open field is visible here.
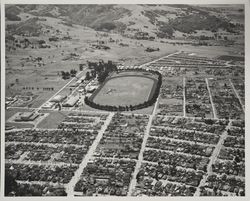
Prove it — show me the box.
[36,111,68,129]
[91,72,157,107]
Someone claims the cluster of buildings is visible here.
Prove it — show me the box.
[95,113,149,159]
[185,78,213,118]
[74,158,136,196]
[14,112,39,122]
[6,163,78,184]
[209,78,244,119]
[5,51,245,196]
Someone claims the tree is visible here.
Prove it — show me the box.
[79,64,84,71]
[5,173,17,196]
[38,40,46,45]
[97,22,116,31]
[6,13,21,21]
[70,69,77,77]
[61,71,70,80]
[97,70,108,83]
[91,70,96,78]
[85,72,91,80]
[24,38,30,48]
[159,24,174,37]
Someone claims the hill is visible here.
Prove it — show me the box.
[6,4,244,39]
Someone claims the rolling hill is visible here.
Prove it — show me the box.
[6,4,244,39]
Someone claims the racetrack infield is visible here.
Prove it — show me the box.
[90,72,158,107]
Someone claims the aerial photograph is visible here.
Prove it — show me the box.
[4,3,245,197]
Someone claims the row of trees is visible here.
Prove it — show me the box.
[61,69,77,80]
[85,68,162,111]
[22,87,54,91]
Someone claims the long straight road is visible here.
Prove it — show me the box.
[65,112,114,196]
[140,51,181,68]
[183,77,186,117]
[37,71,84,111]
[128,97,159,196]
[148,134,216,147]
[5,158,78,167]
[5,141,85,148]
[16,180,66,188]
[194,120,232,196]
[229,79,245,112]
[205,78,217,119]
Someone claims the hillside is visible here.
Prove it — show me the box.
[6,4,244,39]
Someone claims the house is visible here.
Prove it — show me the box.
[63,96,79,107]
[15,112,39,121]
[50,95,66,103]
[86,85,97,93]
[42,102,55,109]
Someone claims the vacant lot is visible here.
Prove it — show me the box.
[37,111,68,129]
[92,73,157,106]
